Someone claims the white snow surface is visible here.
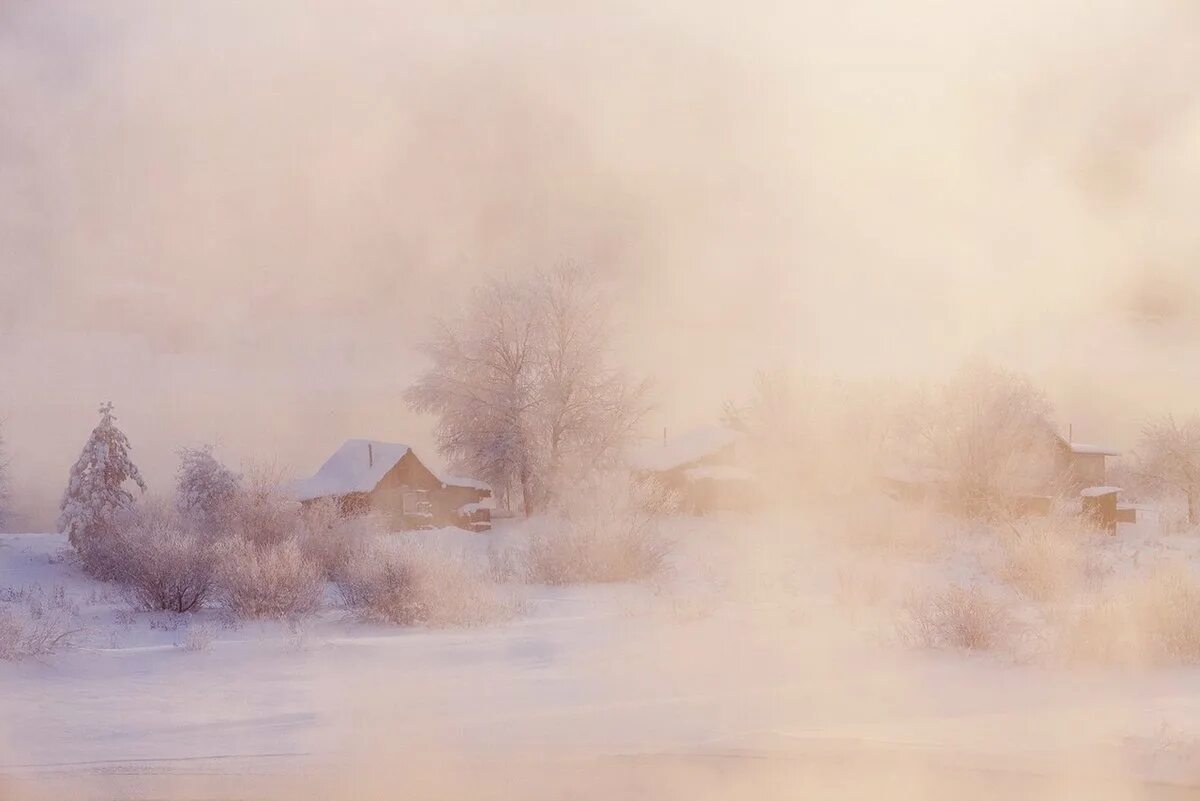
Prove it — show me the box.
[1081,485,1123,497]
[292,439,411,500]
[628,425,738,472]
[436,472,492,492]
[1070,442,1121,456]
[5,507,1200,795]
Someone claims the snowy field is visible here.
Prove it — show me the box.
[4,511,1200,799]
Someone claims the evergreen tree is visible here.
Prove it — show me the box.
[59,403,146,553]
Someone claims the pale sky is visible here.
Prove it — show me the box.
[3,0,1200,527]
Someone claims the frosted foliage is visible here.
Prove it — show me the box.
[58,403,146,551]
[176,445,241,532]
[406,266,647,514]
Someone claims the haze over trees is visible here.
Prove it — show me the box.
[406,266,649,515]
[58,402,146,574]
[1133,416,1200,525]
[903,361,1057,518]
[723,370,898,500]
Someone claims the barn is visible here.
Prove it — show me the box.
[293,439,494,531]
[629,426,756,514]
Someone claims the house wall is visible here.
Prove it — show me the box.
[1071,453,1107,487]
[369,452,490,530]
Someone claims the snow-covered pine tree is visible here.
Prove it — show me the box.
[59,402,146,555]
[176,445,241,534]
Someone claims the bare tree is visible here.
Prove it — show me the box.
[1133,416,1200,525]
[407,266,648,515]
[723,370,898,500]
[904,361,1056,517]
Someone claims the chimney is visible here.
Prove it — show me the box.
[368,442,374,468]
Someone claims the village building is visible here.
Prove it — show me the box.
[885,428,1136,531]
[293,439,494,531]
[629,426,756,514]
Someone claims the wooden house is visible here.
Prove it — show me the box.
[1053,436,1121,492]
[629,426,756,514]
[294,439,493,531]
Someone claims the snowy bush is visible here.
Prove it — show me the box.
[214,536,323,619]
[59,403,146,576]
[0,607,76,661]
[179,620,217,652]
[997,514,1103,602]
[298,498,381,580]
[116,501,215,613]
[176,445,241,535]
[1061,563,1200,666]
[336,538,518,627]
[898,585,1015,651]
[525,472,674,585]
[221,468,301,547]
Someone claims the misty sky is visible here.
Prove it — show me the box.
[2,0,1199,527]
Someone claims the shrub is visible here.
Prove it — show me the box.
[214,536,323,619]
[221,466,301,547]
[117,501,215,613]
[0,607,76,661]
[179,620,217,652]
[1063,563,1200,666]
[898,585,1014,651]
[337,539,518,627]
[526,472,674,585]
[997,514,1102,602]
[299,499,381,580]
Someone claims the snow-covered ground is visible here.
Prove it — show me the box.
[4,511,1200,799]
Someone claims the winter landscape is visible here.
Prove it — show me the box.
[5,1,1200,799]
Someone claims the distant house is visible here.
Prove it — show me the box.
[293,439,493,531]
[884,429,1136,530]
[1053,436,1121,492]
[629,426,756,514]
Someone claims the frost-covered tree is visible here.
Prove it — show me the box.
[723,370,898,500]
[902,361,1056,517]
[176,445,241,535]
[59,403,146,557]
[406,266,648,515]
[1133,416,1200,525]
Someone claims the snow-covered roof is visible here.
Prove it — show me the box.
[458,499,496,515]
[629,425,738,472]
[684,465,755,483]
[436,472,492,492]
[293,439,411,501]
[1080,485,1122,497]
[1068,442,1121,457]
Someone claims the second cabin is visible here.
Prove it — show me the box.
[293,439,494,532]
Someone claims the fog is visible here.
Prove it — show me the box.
[2,0,1199,528]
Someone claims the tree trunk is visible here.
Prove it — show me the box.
[520,466,534,518]
[1189,491,1199,526]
